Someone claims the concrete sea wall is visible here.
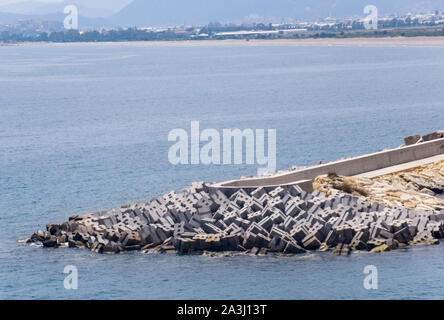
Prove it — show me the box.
[213,137,444,191]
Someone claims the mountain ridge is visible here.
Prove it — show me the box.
[111,0,444,27]
[2,0,444,29]
[0,11,113,29]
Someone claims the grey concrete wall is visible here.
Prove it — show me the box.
[211,137,444,190]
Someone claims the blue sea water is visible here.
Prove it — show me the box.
[1,42,444,300]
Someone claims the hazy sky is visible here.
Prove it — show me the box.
[0,0,133,15]
[0,0,62,4]
[0,0,131,6]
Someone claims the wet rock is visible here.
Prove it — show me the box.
[42,239,57,248]
[370,244,390,253]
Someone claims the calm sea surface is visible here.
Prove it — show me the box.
[1,43,444,299]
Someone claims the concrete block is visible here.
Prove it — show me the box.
[229,189,249,202]
[309,224,326,243]
[290,225,308,243]
[239,206,252,219]
[417,217,428,233]
[223,212,238,226]
[248,222,269,237]
[225,223,243,236]
[394,227,412,243]
[251,187,266,199]
[147,210,161,223]
[281,194,292,206]
[258,216,273,232]
[300,191,311,200]
[269,187,286,198]
[270,226,287,239]
[187,218,201,230]
[247,211,263,223]
[220,235,241,251]
[175,237,195,254]
[242,231,257,249]
[269,236,286,252]
[307,204,321,216]
[197,205,212,215]
[244,198,264,212]
[173,222,185,238]
[379,229,394,240]
[226,202,240,213]
[350,239,367,251]
[215,220,229,230]
[302,235,322,250]
[212,208,225,221]
[268,198,285,211]
[271,211,286,225]
[257,193,271,206]
[343,227,355,243]
[283,216,297,231]
[342,209,355,221]
[284,241,306,254]
[285,201,302,217]
[210,189,229,203]
[205,237,223,252]
[260,206,274,218]
[330,227,344,245]
[299,200,312,212]
[288,185,303,197]
[202,223,223,235]
[254,233,271,248]
[432,225,443,239]
[232,194,250,208]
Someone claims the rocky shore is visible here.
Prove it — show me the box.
[314,161,444,212]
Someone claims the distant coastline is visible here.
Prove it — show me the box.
[4,36,444,47]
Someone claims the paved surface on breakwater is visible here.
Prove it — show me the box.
[355,154,444,179]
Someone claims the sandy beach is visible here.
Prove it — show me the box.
[4,36,444,47]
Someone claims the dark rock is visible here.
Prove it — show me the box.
[404,134,421,146]
[422,131,444,142]
[42,239,57,248]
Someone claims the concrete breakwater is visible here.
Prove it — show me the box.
[25,181,443,256]
[24,132,444,256]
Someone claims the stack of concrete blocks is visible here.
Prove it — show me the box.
[30,181,444,255]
